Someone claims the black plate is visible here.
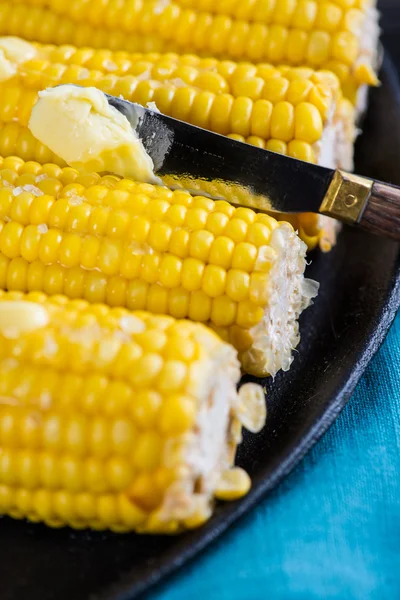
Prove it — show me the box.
[1,56,400,600]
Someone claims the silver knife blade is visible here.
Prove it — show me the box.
[106,95,335,214]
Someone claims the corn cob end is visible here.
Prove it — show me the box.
[237,222,318,377]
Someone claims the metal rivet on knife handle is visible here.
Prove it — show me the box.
[319,171,373,224]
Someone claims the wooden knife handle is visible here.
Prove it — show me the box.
[359,181,400,241]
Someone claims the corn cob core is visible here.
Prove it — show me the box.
[0,1,379,104]
[0,37,356,251]
[0,291,263,533]
[0,155,317,377]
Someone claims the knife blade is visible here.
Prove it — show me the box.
[106,95,400,242]
[106,95,336,215]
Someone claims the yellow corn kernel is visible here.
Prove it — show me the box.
[316,3,343,31]
[231,242,257,271]
[307,83,333,121]
[262,76,290,104]
[227,133,245,143]
[237,300,264,329]
[188,290,212,322]
[288,140,315,163]
[354,62,379,87]
[223,218,248,243]
[332,31,359,65]
[230,97,253,138]
[266,139,288,155]
[294,102,323,144]
[202,264,226,298]
[211,295,237,327]
[238,382,267,433]
[158,394,196,435]
[208,236,235,269]
[286,78,313,105]
[215,467,251,501]
[307,31,331,66]
[292,1,318,29]
[189,230,214,261]
[226,270,251,302]
[231,76,265,101]
[182,258,204,292]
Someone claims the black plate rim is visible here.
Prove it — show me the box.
[106,53,400,600]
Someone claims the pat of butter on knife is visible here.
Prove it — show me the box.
[28,85,160,184]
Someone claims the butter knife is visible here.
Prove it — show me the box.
[107,95,400,242]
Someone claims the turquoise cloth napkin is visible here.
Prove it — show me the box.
[149,312,400,600]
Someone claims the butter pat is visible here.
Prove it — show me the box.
[28,85,158,183]
[0,301,49,338]
[0,37,37,82]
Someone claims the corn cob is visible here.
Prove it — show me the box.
[0,291,266,533]
[0,37,356,250]
[0,0,379,106]
[0,155,318,377]
[0,39,354,167]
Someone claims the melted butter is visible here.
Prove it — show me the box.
[0,301,49,338]
[28,85,159,183]
[0,37,37,82]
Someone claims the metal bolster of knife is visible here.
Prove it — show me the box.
[320,171,373,224]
